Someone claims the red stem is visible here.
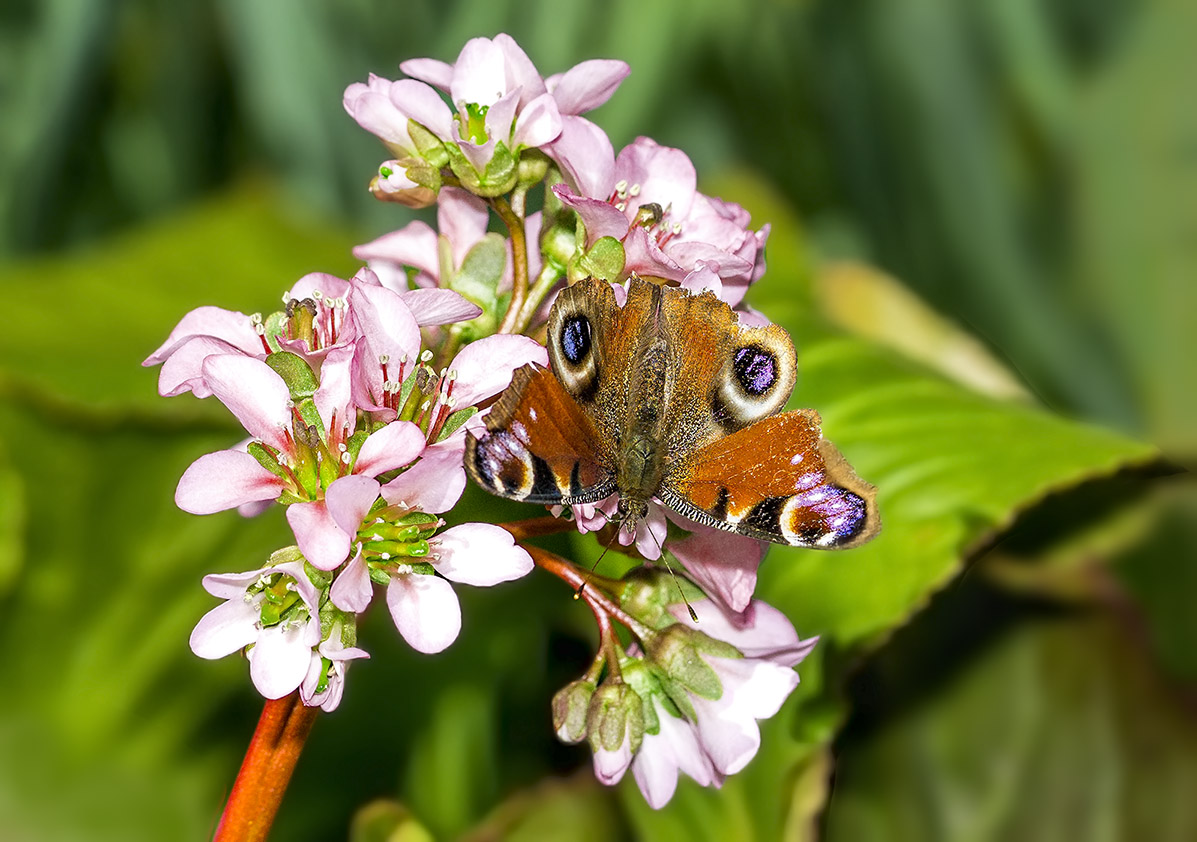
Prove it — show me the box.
[213,692,318,842]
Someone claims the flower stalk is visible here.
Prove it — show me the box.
[213,692,319,842]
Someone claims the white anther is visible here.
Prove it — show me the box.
[379,354,390,365]
[628,183,641,197]
[420,349,433,362]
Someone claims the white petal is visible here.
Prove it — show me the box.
[189,598,260,659]
[432,523,533,586]
[592,734,633,785]
[691,658,798,775]
[386,574,461,654]
[248,621,317,699]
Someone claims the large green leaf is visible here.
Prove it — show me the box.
[825,618,1197,841]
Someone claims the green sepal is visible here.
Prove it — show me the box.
[247,441,289,481]
[654,669,697,722]
[266,351,320,401]
[552,679,596,744]
[435,407,479,442]
[262,311,288,350]
[368,565,391,586]
[579,236,626,282]
[481,141,518,197]
[366,538,429,558]
[620,659,663,735]
[517,149,550,189]
[397,511,440,528]
[407,119,448,167]
[304,562,333,590]
[648,625,734,701]
[404,562,435,576]
[267,546,305,567]
[396,157,442,193]
[295,398,324,436]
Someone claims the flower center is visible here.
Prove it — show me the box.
[608,180,683,248]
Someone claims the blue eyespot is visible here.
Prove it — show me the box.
[733,346,776,395]
[560,315,591,365]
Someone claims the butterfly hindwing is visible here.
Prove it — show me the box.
[659,410,880,548]
[465,363,616,505]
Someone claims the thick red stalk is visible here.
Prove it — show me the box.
[213,692,318,842]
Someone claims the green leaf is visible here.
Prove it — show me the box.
[0,184,360,419]
[825,618,1197,841]
[753,312,1158,646]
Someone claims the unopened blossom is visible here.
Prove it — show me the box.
[189,560,323,700]
[554,137,769,306]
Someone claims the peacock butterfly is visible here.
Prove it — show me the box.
[465,276,880,548]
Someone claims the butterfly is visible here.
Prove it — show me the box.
[465,276,879,549]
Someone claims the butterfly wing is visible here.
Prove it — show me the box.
[466,363,616,505]
[659,410,880,548]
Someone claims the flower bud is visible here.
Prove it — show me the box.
[586,679,645,756]
[577,236,626,282]
[517,150,550,189]
[647,624,740,701]
[552,679,596,744]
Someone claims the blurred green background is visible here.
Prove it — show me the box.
[1,1,1193,840]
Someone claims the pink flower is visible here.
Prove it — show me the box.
[542,58,629,198]
[630,598,817,807]
[330,519,534,654]
[173,354,427,569]
[343,73,455,161]
[189,560,323,700]
[553,137,769,305]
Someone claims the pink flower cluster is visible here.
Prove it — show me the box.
[152,31,814,813]
[147,268,543,706]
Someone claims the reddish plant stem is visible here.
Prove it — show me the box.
[213,692,318,842]
[492,195,529,335]
[521,543,653,641]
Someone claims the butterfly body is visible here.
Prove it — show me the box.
[466,277,879,549]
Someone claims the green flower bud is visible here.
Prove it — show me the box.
[266,351,320,401]
[552,679,596,744]
[586,680,645,755]
[648,624,741,701]
[517,149,550,189]
[578,236,626,282]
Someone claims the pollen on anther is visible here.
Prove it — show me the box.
[628,183,642,197]
[420,349,433,363]
[340,452,352,465]
[615,201,626,212]
[379,354,390,365]
[614,179,628,194]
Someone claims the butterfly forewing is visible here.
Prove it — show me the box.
[466,364,616,505]
[660,410,880,548]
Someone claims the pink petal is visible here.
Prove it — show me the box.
[456,133,498,177]
[552,183,630,242]
[156,335,254,398]
[634,504,668,560]
[511,92,563,149]
[324,475,381,536]
[668,525,765,615]
[484,90,520,144]
[431,523,533,586]
[450,37,508,106]
[313,343,355,434]
[389,79,455,140]
[631,699,717,809]
[381,440,467,514]
[691,657,799,775]
[354,220,441,281]
[447,334,548,406]
[144,305,260,365]
[495,33,548,105]
[200,567,268,599]
[674,599,816,668]
[547,116,616,200]
[345,88,412,150]
[287,500,351,571]
[249,620,319,699]
[329,551,373,613]
[288,272,352,302]
[176,450,282,515]
[348,280,423,364]
[201,355,292,450]
[386,573,462,654]
[668,242,751,278]
[399,57,453,92]
[678,263,725,298]
[189,598,260,659]
[400,288,482,325]
[621,227,685,282]
[615,137,697,220]
[355,420,425,477]
[438,187,490,270]
[549,59,630,114]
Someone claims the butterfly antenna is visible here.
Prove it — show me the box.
[574,522,622,600]
[641,520,699,623]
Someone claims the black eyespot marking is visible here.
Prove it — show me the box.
[560,315,592,365]
[733,345,776,395]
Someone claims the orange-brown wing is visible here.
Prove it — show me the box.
[465,363,616,505]
[660,410,880,548]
